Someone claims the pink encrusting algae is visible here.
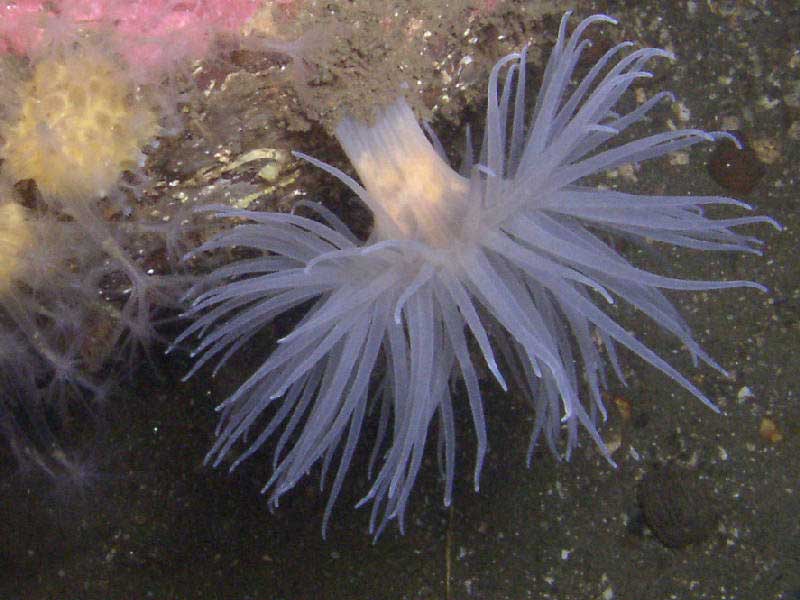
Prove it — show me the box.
[0,0,262,71]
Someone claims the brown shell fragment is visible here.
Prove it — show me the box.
[638,463,719,548]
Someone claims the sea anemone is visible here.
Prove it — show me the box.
[0,186,179,482]
[0,196,108,481]
[179,12,779,536]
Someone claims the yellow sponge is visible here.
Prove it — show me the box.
[0,201,32,294]
[2,48,159,199]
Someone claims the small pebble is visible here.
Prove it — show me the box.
[752,137,781,165]
[759,417,783,443]
[638,463,718,548]
[707,131,766,194]
[737,386,754,402]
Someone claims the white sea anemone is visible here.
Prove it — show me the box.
[178,12,779,536]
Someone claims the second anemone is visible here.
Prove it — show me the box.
[178,13,779,536]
